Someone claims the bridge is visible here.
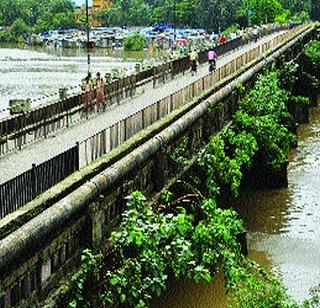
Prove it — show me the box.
[0,24,317,307]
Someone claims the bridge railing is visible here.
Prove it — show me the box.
[0,144,79,219]
[0,24,313,308]
[0,25,306,219]
[0,24,289,157]
[80,25,304,166]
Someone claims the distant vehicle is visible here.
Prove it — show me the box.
[152,23,172,33]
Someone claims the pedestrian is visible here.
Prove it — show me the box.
[219,34,226,44]
[95,72,105,111]
[208,48,217,72]
[190,49,198,76]
[83,73,93,112]
[252,27,259,42]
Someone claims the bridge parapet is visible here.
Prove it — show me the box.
[0,25,311,225]
[0,25,317,308]
[0,25,290,157]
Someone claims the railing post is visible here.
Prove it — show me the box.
[142,109,145,129]
[31,163,37,198]
[75,142,80,171]
[66,99,70,128]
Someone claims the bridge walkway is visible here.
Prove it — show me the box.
[0,31,285,184]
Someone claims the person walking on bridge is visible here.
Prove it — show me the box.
[95,72,105,112]
[83,73,93,113]
[190,49,198,76]
[219,34,226,44]
[208,48,217,72]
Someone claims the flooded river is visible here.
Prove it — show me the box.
[0,44,156,117]
[155,104,320,306]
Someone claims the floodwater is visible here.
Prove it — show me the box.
[154,104,320,307]
[0,44,156,117]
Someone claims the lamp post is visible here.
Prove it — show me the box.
[86,0,90,76]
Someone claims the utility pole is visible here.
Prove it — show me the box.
[173,0,176,45]
[86,0,90,76]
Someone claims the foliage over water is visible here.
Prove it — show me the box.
[66,40,320,307]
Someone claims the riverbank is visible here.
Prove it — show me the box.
[153,102,320,306]
[236,103,320,302]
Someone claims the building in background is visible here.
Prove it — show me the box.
[93,0,107,10]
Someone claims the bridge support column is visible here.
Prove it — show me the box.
[153,140,169,192]
[89,201,103,251]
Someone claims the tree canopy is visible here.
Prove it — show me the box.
[0,0,319,41]
[0,0,76,33]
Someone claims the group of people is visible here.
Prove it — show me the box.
[190,47,218,75]
[82,72,106,112]
[82,47,218,112]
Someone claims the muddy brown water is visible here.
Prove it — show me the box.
[0,44,160,117]
[154,105,320,307]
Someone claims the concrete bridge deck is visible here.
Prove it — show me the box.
[0,31,286,185]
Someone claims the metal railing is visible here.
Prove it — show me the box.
[0,145,79,219]
[0,24,290,157]
[0,25,306,219]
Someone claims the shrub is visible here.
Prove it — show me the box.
[123,32,145,51]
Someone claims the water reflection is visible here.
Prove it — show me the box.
[153,273,228,308]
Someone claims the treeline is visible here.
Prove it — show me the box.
[96,0,320,30]
[0,0,319,43]
[0,0,76,42]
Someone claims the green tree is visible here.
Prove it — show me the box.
[123,32,145,51]
[310,0,320,20]
[197,0,242,32]
[279,0,310,15]
[1,18,31,43]
[176,0,198,27]
[150,0,175,25]
[238,0,284,25]
[0,0,76,34]
[98,0,151,26]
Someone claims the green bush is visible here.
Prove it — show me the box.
[304,40,320,69]
[291,95,309,105]
[123,32,145,51]
[222,24,240,38]
[68,192,244,307]
[0,19,30,43]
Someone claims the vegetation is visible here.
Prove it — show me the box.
[304,39,320,69]
[197,70,296,201]
[0,0,319,42]
[96,0,318,29]
[299,39,320,97]
[170,136,190,166]
[68,190,306,308]
[66,64,312,307]
[0,0,76,42]
[222,24,240,37]
[123,32,145,51]
[68,191,245,307]
[0,18,30,43]
[198,129,258,198]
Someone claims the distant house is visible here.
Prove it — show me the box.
[93,0,109,10]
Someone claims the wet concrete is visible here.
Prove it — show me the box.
[154,105,320,306]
